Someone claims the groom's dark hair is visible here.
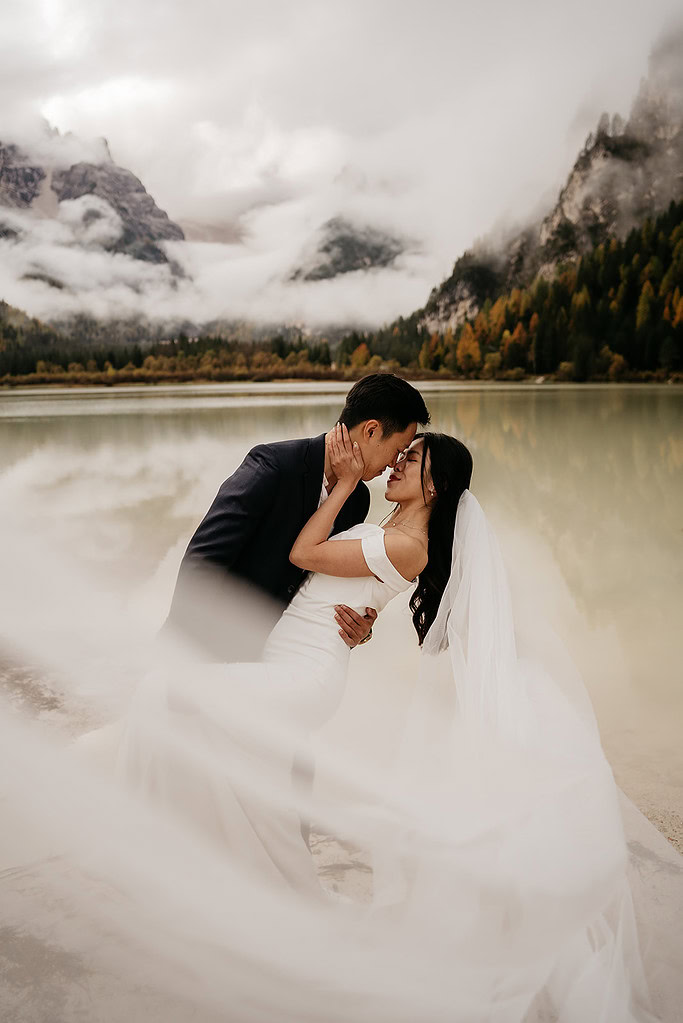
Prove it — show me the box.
[338,373,430,436]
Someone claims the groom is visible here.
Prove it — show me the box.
[165,373,430,660]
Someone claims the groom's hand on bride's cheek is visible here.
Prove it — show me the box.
[334,605,377,648]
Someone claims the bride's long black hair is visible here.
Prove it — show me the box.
[409,433,473,645]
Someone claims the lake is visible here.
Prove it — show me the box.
[1,380,681,846]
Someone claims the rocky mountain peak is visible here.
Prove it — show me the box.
[50,160,185,264]
[629,29,683,143]
[420,27,683,334]
[290,216,406,282]
[0,142,46,209]
[0,126,185,275]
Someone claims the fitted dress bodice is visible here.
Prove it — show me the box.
[263,523,414,693]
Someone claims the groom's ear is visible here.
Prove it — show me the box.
[363,419,381,440]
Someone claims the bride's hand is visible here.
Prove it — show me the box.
[328,423,365,487]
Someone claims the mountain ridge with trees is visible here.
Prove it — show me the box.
[2,31,683,386]
[419,27,683,337]
[2,198,682,386]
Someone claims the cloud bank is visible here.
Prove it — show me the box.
[1,0,682,328]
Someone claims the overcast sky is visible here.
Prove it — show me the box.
[1,0,682,327]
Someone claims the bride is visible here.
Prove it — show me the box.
[110,424,655,1021]
[1,426,667,1021]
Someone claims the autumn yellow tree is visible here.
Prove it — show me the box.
[456,323,482,375]
[442,327,457,372]
[559,268,578,296]
[419,333,444,371]
[473,311,489,350]
[636,280,655,330]
[481,351,502,379]
[608,353,628,381]
[488,297,506,343]
[672,295,683,329]
[502,321,528,370]
[350,342,370,368]
[507,288,522,322]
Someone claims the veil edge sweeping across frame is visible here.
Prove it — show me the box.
[0,490,681,1022]
[367,488,676,1021]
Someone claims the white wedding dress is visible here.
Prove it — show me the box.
[114,522,414,896]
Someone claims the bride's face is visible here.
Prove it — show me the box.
[384,440,430,504]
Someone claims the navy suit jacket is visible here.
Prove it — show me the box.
[164,433,370,659]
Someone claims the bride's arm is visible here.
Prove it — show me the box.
[290,425,425,581]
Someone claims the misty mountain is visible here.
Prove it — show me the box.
[0,296,178,361]
[421,28,683,334]
[0,123,409,316]
[0,126,185,289]
[3,28,682,341]
[290,216,406,281]
[0,296,43,333]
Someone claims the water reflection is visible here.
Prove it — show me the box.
[432,389,682,631]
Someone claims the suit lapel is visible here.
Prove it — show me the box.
[302,433,325,522]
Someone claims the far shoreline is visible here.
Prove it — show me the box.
[1,373,682,392]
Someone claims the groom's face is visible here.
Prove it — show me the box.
[356,421,417,481]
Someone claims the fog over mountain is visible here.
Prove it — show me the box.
[0,0,681,331]
[422,27,683,333]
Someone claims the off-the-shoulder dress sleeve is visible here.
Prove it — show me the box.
[361,528,414,591]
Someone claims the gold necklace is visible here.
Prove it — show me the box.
[387,519,428,535]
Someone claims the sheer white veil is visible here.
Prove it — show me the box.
[423,489,527,736]
[370,487,678,1021]
[0,488,680,1022]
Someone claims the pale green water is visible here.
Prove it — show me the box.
[1,381,681,837]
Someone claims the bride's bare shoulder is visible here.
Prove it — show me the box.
[382,530,428,580]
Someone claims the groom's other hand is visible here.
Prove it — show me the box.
[334,605,377,648]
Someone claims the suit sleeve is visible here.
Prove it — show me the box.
[164,445,280,647]
[182,444,279,569]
